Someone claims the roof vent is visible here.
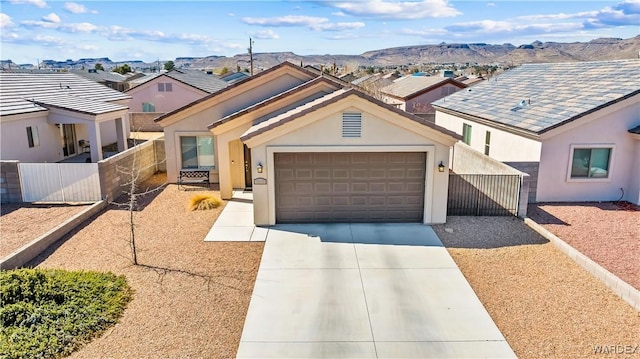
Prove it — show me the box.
[342,112,362,138]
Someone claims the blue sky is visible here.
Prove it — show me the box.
[1,0,638,64]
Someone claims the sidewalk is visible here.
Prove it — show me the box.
[204,190,267,242]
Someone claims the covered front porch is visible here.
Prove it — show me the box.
[32,96,130,163]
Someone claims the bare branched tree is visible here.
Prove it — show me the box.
[110,138,166,265]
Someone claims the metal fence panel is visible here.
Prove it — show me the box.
[19,163,100,202]
[447,174,521,216]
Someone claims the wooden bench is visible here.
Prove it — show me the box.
[178,169,210,190]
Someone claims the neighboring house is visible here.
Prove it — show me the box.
[70,69,142,92]
[381,74,467,116]
[0,71,131,163]
[433,59,640,205]
[156,62,460,225]
[126,69,228,131]
[455,75,485,87]
[219,71,250,85]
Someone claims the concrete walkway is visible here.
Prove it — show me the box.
[204,191,267,242]
[237,223,516,359]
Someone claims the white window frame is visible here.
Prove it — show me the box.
[174,132,216,170]
[27,126,40,148]
[462,123,472,145]
[157,82,173,92]
[566,144,615,183]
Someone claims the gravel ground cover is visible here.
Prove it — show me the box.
[25,173,264,358]
[1,203,90,258]
[528,202,639,290]
[433,217,640,359]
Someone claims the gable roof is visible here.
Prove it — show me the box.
[209,76,342,130]
[240,87,461,142]
[219,71,250,84]
[154,61,319,123]
[127,69,228,94]
[163,69,229,93]
[433,59,640,135]
[70,69,130,83]
[0,71,131,117]
[382,76,466,100]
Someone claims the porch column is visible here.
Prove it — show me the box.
[218,138,233,200]
[115,117,128,152]
[89,122,103,162]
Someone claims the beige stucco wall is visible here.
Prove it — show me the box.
[537,97,640,203]
[1,113,64,162]
[435,111,542,162]
[246,100,455,226]
[163,72,312,183]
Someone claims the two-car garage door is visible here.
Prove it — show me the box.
[275,152,426,223]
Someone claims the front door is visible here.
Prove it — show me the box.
[61,124,77,157]
[244,144,252,189]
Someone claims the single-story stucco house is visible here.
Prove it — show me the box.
[0,71,131,163]
[155,62,461,225]
[433,59,640,205]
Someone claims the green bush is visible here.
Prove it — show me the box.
[0,268,132,359]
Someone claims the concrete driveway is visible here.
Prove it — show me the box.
[237,223,516,359]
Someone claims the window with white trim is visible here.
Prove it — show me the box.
[26,126,40,148]
[484,131,491,155]
[462,123,472,145]
[158,83,173,92]
[142,102,155,112]
[570,147,612,179]
[180,136,215,169]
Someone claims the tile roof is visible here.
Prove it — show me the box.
[70,69,130,83]
[0,72,131,117]
[163,69,229,93]
[219,71,250,84]
[432,59,640,134]
[240,88,462,142]
[155,61,319,123]
[29,94,127,115]
[209,76,341,129]
[382,75,465,99]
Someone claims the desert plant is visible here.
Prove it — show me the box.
[189,194,222,211]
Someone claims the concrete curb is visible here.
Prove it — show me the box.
[524,218,640,312]
[0,201,107,270]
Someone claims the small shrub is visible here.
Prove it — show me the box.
[188,194,222,211]
[0,268,132,359]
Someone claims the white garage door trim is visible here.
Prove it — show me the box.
[266,145,436,225]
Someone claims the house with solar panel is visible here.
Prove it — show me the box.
[433,59,640,205]
[0,71,131,163]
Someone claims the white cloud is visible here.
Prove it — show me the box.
[33,34,66,45]
[326,0,461,19]
[250,29,280,39]
[486,2,496,7]
[7,0,47,8]
[64,2,97,14]
[0,13,15,28]
[22,19,98,32]
[66,22,98,32]
[242,15,364,31]
[42,13,60,23]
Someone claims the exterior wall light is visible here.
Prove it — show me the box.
[438,161,446,172]
[256,162,263,173]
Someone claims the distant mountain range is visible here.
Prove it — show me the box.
[4,36,639,71]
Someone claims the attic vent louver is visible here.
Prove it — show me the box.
[342,112,362,138]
